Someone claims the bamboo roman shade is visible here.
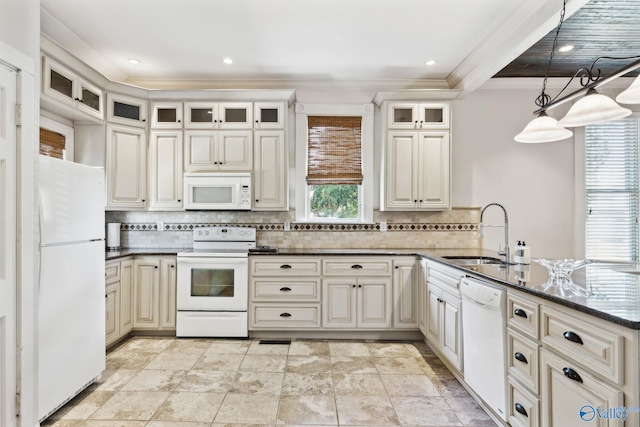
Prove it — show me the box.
[306,115,363,185]
[39,128,66,159]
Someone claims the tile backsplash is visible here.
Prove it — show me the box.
[106,208,481,249]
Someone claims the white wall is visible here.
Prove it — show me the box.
[0,0,39,57]
[452,83,576,258]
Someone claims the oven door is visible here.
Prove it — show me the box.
[177,256,248,311]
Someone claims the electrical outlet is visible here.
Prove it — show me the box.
[157,220,164,231]
[380,220,387,232]
[284,221,291,231]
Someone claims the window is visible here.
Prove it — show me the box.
[295,103,373,223]
[584,116,639,261]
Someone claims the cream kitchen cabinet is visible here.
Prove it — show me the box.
[249,256,321,330]
[151,102,183,128]
[418,259,429,335]
[133,256,177,330]
[384,130,450,210]
[183,130,252,172]
[386,102,450,129]
[392,257,418,328]
[105,258,134,348]
[183,102,253,129]
[106,124,147,210]
[148,130,183,210]
[106,93,148,128]
[424,260,463,371]
[42,55,104,122]
[253,130,288,211]
[322,277,392,329]
[254,102,286,129]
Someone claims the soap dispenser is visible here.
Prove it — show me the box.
[514,241,531,264]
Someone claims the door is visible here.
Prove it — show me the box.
[106,124,147,208]
[184,130,217,171]
[417,131,450,209]
[176,257,249,311]
[133,258,160,328]
[358,278,392,328]
[149,130,183,210]
[218,130,252,170]
[385,131,418,209]
[393,259,417,328]
[0,63,17,426]
[159,257,177,329]
[253,130,287,210]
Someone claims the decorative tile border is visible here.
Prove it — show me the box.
[119,222,477,232]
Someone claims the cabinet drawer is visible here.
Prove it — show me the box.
[426,262,462,290]
[507,329,539,393]
[507,291,539,339]
[541,306,623,385]
[250,304,321,329]
[508,377,540,427]
[105,262,121,284]
[322,257,392,276]
[251,257,321,276]
[251,278,321,302]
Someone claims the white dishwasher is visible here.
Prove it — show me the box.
[460,276,507,421]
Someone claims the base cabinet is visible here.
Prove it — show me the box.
[322,278,392,329]
[133,256,177,330]
[105,258,134,347]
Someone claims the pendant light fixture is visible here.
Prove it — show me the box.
[515,0,573,143]
[515,1,640,142]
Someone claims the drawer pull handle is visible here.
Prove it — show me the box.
[279,312,292,317]
[514,352,528,364]
[514,308,528,318]
[351,264,363,269]
[563,367,584,383]
[280,264,292,269]
[563,331,584,345]
[515,403,528,417]
[279,287,292,292]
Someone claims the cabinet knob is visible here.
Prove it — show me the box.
[280,264,292,269]
[351,264,363,269]
[395,265,399,269]
[514,403,528,417]
[178,120,181,123]
[279,287,292,292]
[279,312,292,318]
[255,199,259,202]
[514,308,528,318]
[562,367,584,383]
[255,120,259,123]
[414,200,417,203]
[514,352,528,364]
[352,284,356,288]
[142,119,146,122]
[171,265,174,268]
[563,331,584,345]
[154,265,158,269]
[358,284,362,288]
[142,199,146,202]
[178,199,181,202]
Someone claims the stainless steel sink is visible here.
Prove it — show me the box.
[441,256,505,265]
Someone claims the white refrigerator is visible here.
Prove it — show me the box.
[38,155,106,421]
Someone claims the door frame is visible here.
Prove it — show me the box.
[0,40,38,427]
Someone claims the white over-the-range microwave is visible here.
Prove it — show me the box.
[183,173,252,210]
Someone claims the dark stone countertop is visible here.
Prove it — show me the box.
[108,247,640,329]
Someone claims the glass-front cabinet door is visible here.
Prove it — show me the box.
[219,102,253,129]
[77,79,104,120]
[254,102,285,129]
[151,102,183,128]
[387,102,450,129]
[184,102,218,129]
[107,93,148,128]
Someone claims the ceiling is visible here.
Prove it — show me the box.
[496,0,640,78]
[40,0,594,93]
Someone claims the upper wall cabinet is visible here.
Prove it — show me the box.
[254,102,286,129]
[380,100,452,211]
[107,93,149,128]
[42,56,104,122]
[151,102,183,129]
[387,102,450,129]
[184,102,253,129]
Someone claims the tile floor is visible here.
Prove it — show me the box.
[42,337,499,427]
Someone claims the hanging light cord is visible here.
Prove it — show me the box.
[535,0,567,108]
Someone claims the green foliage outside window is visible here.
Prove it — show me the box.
[309,185,359,219]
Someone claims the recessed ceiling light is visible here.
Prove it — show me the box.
[128,58,140,65]
[425,60,436,66]
[223,57,233,65]
[559,45,574,53]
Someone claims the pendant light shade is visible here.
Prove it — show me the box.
[558,89,632,127]
[514,112,573,143]
[615,74,640,104]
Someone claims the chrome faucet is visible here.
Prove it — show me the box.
[479,203,510,264]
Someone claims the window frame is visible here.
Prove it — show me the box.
[294,103,374,223]
[575,114,640,261]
